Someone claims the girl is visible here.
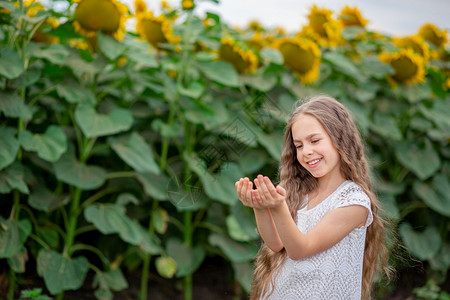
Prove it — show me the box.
[235,95,390,299]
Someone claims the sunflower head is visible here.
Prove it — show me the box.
[136,11,181,50]
[379,48,426,86]
[182,0,194,10]
[248,20,264,32]
[32,17,60,44]
[307,5,333,37]
[73,0,129,40]
[275,37,321,84]
[304,5,342,47]
[219,37,258,74]
[392,35,430,62]
[134,0,146,15]
[418,23,448,49]
[338,5,368,27]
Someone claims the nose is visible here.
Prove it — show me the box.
[302,144,313,156]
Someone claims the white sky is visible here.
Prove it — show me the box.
[132,0,450,37]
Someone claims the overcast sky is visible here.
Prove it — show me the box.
[138,0,449,37]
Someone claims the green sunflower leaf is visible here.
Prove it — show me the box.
[0,161,29,194]
[413,174,450,217]
[0,91,32,120]
[0,127,20,171]
[109,132,160,174]
[84,202,162,254]
[370,112,403,140]
[395,139,440,180]
[75,103,133,138]
[37,249,89,295]
[166,238,205,277]
[399,223,441,261]
[0,218,31,259]
[53,152,106,190]
[209,233,258,263]
[19,126,67,162]
[0,48,24,79]
[197,60,239,87]
[323,51,365,82]
[56,79,96,105]
[97,31,127,60]
[28,43,69,65]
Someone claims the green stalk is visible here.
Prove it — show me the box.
[57,135,92,300]
[182,123,195,300]
[140,199,158,300]
[160,104,176,170]
[183,210,193,300]
[7,268,15,300]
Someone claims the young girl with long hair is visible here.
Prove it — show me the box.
[235,95,390,299]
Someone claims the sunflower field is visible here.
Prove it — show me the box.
[0,0,449,299]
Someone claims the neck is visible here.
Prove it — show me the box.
[317,173,346,194]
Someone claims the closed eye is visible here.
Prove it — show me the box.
[312,139,320,144]
[295,144,303,149]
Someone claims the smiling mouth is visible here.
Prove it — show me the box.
[307,158,322,167]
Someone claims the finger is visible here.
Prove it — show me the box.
[256,175,273,200]
[254,176,268,201]
[276,185,286,197]
[251,190,263,208]
[245,180,253,204]
[236,178,243,197]
[263,176,279,198]
[241,178,249,201]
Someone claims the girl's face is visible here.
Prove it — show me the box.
[291,114,343,183]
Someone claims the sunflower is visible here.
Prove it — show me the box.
[134,0,146,15]
[219,37,258,74]
[338,5,368,27]
[303,5,342,47]
[392,35,430,62]
[418,23,448,49]
[182,0,194,10]
[32,18,59,44]
[379,48,426,86]
[248,20,264,32]
[136,9,180,50]
[73,0,129,40]
[275,37,321,84]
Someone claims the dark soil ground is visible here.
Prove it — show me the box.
[2,256,449,300]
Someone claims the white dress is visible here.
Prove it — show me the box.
[264,180,373,300]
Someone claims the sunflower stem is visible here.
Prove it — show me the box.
[140,199,158,300]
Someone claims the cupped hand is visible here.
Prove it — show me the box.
[235,177,264,209]
[253,175,286,208]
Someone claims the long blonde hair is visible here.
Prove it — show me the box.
[250,95,391,300]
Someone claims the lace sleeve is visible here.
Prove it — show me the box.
[336,183,373,227]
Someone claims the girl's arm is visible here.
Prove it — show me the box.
[253,207,283,252]
[235,178,283,252]
[254,175,368,260]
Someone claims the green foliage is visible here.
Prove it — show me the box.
[0,0,449,299]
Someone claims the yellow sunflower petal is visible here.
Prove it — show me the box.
[418,23,448,49]
[136,11,180,50]
[304,5,342,47]
[275,37,321,84]
[182,0,194,10]
[379,48,426,86]
[134,0,146,15]
[219,37,258,74]
[307,4,333,37]
[392,35,430,62]
[339,5,368,27]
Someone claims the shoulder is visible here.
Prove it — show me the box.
[335,181,373,226]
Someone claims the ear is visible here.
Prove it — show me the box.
[276,185,286,196]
